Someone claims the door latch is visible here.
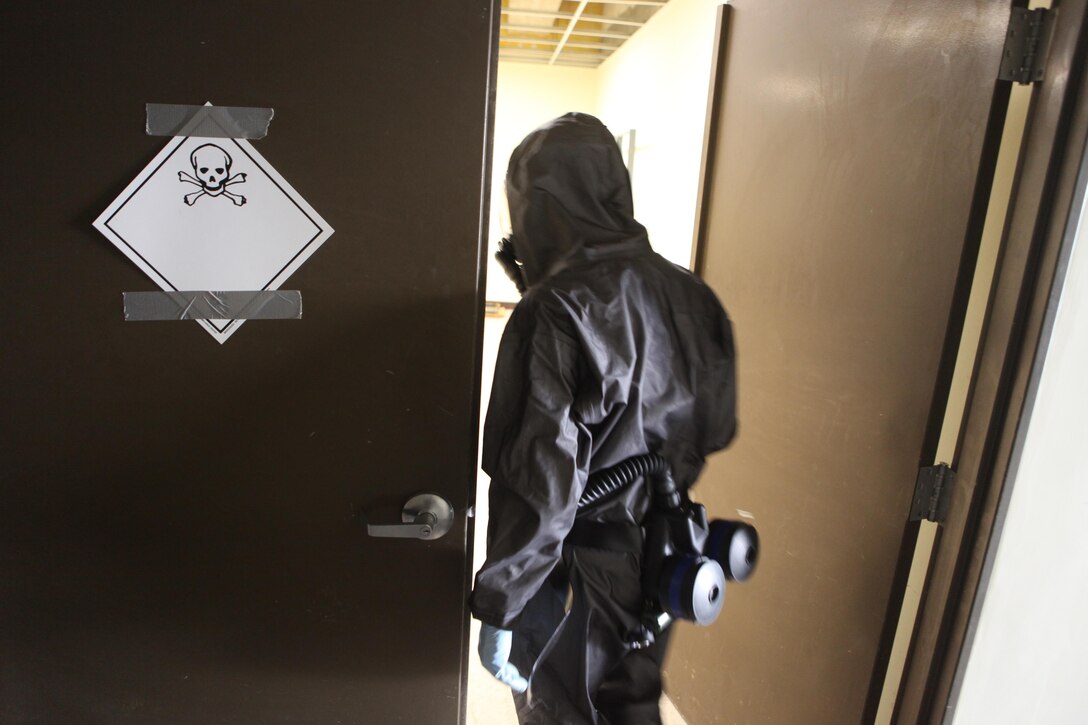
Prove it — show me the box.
[363,493,455,540]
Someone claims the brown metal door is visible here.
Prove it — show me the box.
[675,1,1012,722]
[0,3,494,723]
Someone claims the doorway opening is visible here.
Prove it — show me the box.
[468,1,719,723]
[468,0,1086,723]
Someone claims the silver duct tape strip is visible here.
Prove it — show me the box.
[123,291,302,321]
[145,104,274,139]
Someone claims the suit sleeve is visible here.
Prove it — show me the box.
[469,295,587,629]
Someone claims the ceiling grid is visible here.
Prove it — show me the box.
[500,0,670,68]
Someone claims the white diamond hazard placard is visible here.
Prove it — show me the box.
[93,132,334,343]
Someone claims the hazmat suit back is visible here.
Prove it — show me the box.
[471,113,736,725]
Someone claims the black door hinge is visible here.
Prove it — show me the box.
[999,7,1057,85]
[910,464,956,523]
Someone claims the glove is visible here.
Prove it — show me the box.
[478,622,529,693]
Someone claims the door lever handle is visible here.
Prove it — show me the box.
[364,493,454,541]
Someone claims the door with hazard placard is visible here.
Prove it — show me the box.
[0,2,495,722]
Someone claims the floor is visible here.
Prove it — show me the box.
[466,311,689,725]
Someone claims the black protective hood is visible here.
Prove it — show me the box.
[505,112,648,288]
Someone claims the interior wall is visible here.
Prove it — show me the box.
[486,62,598,302]
[948,159,1088,724]
[596,0,721,268]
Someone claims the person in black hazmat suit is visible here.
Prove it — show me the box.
[470,112,736,725]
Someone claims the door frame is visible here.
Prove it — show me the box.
[894,0,1088,721]
[691,3,731,277]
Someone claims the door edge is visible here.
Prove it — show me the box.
[459,2,502,724]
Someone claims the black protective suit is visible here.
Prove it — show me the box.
[470,113,736,725]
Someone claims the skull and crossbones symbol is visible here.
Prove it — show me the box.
[178,143,247,206]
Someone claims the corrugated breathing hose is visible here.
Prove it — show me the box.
[578,453,672,508]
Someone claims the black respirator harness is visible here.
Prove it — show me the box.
[576,454,759,649]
